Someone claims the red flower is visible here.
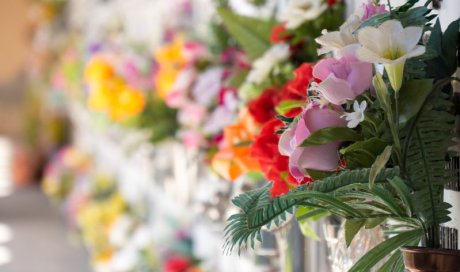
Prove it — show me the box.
[327,0,338,6]
[281,63,315,101]
[248,89,281,123]
[251,118,311,196]
[270,24,291,44]
[164,256,192,272]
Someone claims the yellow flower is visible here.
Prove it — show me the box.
[154,36,187,99]
[85,56,114,85]
[109,85,146,122]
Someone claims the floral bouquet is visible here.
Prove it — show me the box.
[224,0,460,271]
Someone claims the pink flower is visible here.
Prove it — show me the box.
[313,45,373,105]
[279,103,346,180]
[191,67,224,106]
[181,129,204,149]
[361,1,387,21]
[177,103,207,127]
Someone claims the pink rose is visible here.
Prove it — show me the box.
[361,1,387,21]
[279,103,346,180]
[313,45,373,105]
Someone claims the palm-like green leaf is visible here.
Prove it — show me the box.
[223,168,399,253]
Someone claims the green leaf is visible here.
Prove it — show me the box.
[217,8,274,60]
[388,177,413,217]
[345,219,365,247]
[275,100,305,115]
[349,229,423,272]
[300,127,363,147]
[296,206,329,221]
[365,217,386,229]
[369,146,393,188]
[340,137,387,168]
[225,68,249,88]
[398,79,433,126]
[297,219,321,240]
[305,169,335,180]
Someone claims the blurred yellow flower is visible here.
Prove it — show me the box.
[154,36,187,99]
[85,56,114,85]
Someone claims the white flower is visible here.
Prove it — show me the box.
[315,14,361,55]
[356,20,425,91]
[246,43,290,84]
[109,215,133,247]
[342,100,367,128]
[280,0,328,29]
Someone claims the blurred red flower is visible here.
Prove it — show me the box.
[270,24,291,44]
[248,88,281,123]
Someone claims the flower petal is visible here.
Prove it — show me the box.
[299,143,342,171]
[357,26,388,56]
[400,26,423,53]
[356,47,392,64]
[316,74,357,105]
[347,60,373,95]
[405,45,426,59]
[312,58,337,80]
[279,121,297,156]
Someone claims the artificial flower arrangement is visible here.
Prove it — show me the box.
[42,146,159,271]
[156,32,244,150]
[224,0,460,271]
[211,0,345,194]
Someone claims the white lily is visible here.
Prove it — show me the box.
[280,0,328,29]
[246,43,290,84]
[342,100,367,128]
[315,14,361,55]
[356,20,425,91]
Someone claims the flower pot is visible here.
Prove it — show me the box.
[401,246,460,272]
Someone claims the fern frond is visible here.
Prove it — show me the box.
[223,168,400,254]
[403,87,455,247]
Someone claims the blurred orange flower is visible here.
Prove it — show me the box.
[211,110,260,181]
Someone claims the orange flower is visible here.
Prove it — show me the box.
[211,110,260,181]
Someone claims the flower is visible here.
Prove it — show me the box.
[342,100,367,128]
[191,67,224,106]
[356,20,425,91]
[361,1,387,21]
[312,45,373,105]
[270,24,291,43]
[246,43,290,84]
[177,103,207,127]
[251,118,311,196]
[211,111,260,181]
[315,1,387,55]
[248,88,281,123]
[315,14,361,55]
[279,103,346,180]
[281,63,315,101]
[280,0,328,29]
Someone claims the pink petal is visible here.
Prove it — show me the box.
[279,121,298,156]
[347,61,373,96]
[299,142,342,171]
[316,75,356,105]
[312,58,337,81]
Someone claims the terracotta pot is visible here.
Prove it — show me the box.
[401,246,460,272]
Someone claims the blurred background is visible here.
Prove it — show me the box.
[0,0,458,272]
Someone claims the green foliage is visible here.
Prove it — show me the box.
[425,19,460,79]
[217,8,275,60]
[340,137,387,168]
[369,146,393,187]
[300,127,363,147]
[349,229,423,272]
[402,82,455,247]
[223,168,400,253]
[398,79,433,126]
[345,219,365,247]
[139,94,178,143]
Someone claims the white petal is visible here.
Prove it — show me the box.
[356,47,392,64]
[400,26,423,52]
[357,26,388,56]
[359,100,367,112]
[406,45,426,59]
[347,119,359,128]
[353,100,360,112]
[316,31,346,50]
[379,20,404,35]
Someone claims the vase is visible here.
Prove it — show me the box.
[401,246,460,271]
[324,219,385,272]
